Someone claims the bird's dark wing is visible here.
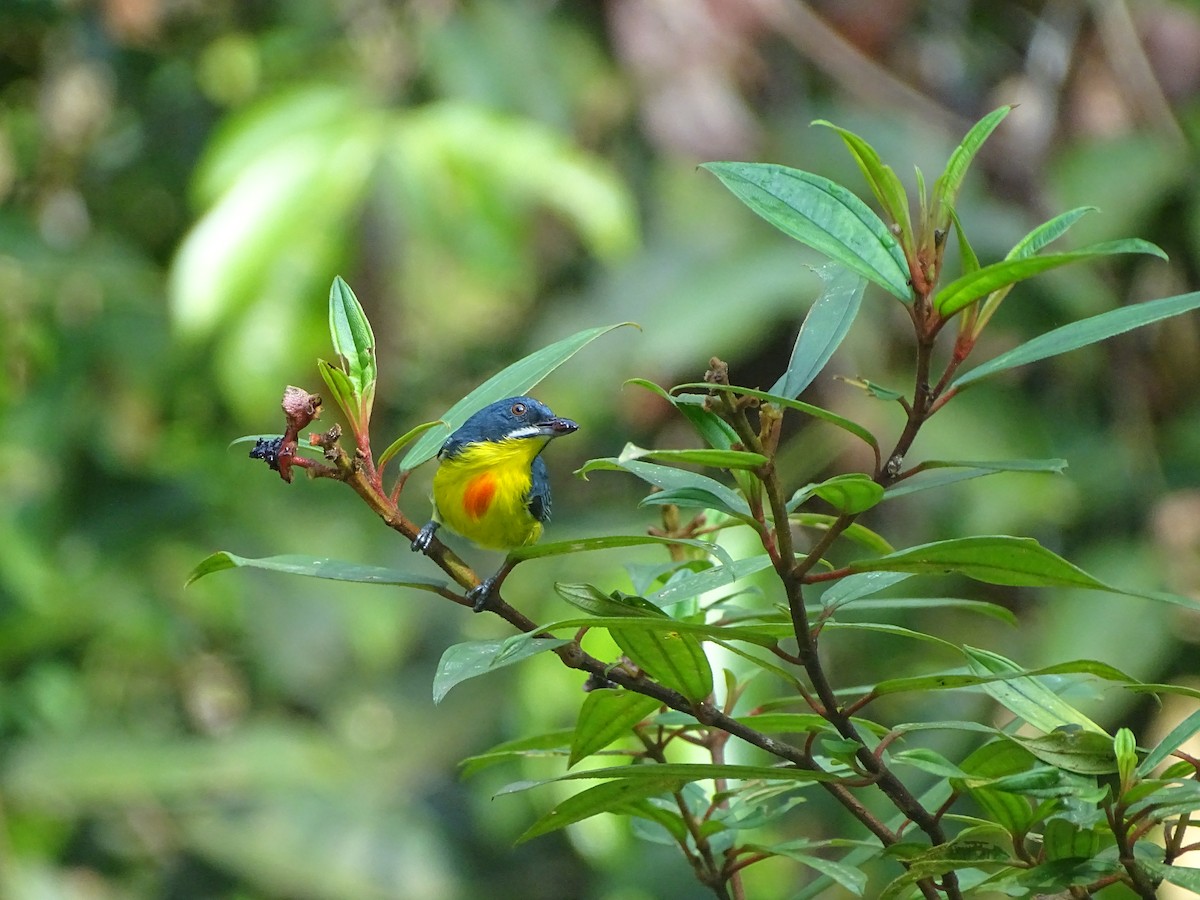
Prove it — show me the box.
[527,455,552,524]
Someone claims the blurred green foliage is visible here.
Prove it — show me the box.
[3,1,1200,898]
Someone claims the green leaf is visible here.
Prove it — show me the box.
[639,487,750,517]
[508,534,732,567]
[791,473,884,515]
[317,358,358,429]
[1012,729,1119,776]
[1008,206,1098,259]
[569,690,662,767]
[935,238,1166,317]
[847,535,1112,591]
[648,556,776,608]
[871,657,1135,703]
[948,206,979,274]
[672,383,880,457]
[931,106,1011,230]
[792,514,895,555]
[813,119,912,243]
[822,596,1015,625]
[611,627,713,703]
[835,375,905,402]
[516,776,684,844]
[377,420,444,470]
[553,583,668,619]
[533,615,780,648]
[459,730,575,778]
[770,264,866,399]
[575,458,750,518]
[499,762,846,792]
[400,322,635,469]
[328,276,376,405]
[617,442,768,470]
[964,647,1111,736]
[883,459,1067,500]
[952,290,1200,390]
[1115,727,1137,787]
[433,636,569,704]
[701,162,912,301]
[819,571,911,612]
[1137,708,1200,776]
[186,552,451,592]
[1142,860,1200,892]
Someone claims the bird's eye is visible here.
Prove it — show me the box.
[511,402,526,416]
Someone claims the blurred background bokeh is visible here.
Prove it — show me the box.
[4,1,1200,897]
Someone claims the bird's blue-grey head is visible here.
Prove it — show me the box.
[440,396,578,458]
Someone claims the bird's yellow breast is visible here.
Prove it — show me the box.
[432,437,548,550]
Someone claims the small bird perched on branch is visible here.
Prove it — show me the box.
[412,396,578,610]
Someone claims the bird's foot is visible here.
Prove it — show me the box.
[467,577,497,613]
[412,521,439,554]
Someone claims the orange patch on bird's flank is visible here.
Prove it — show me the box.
[463,472,497,520]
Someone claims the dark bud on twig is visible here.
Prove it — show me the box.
[582,672,619,692]
[249,436,288,479]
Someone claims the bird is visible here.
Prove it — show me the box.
[411,396,578,610]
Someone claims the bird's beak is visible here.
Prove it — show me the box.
[539,417,579,439]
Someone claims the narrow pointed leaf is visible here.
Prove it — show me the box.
[517,776,685,843]
[964,647,1110,735]
[400,322,635,469]
[952,290,1200,390]
[702,162,911,301]
[1008,206,1098,259]
[508,534,732,567]
[932,106,1011,228]
[814,119,911,242]
[186,551,451,592]
[1137,708,1200,776]
[948,206,979,274]
[935,239,1167,317]
[317,358,359,429]
[648,556,776,607]
[576,457,750,517]
[819,571,911,611]
[884,459,1067,500]
[847,535,1112,590]
[770,264,866,399]
[460,730,575,778]
[377,420,444,470]
[792,514,895,554]
[617,442,767,470]
[433,636,569,704]
[569,689,662,767]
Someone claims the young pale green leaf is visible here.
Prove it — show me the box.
[1137,708,1200,776]
[948,207,979,275]
[317,358,359,429]
[328,276,376,403]
[964,647,1110,736]
[791,473,884,515]
[813,119,912,243]
[673,383,880,458]
[400,322,635,469]
[931,106,1011,230]
[1115,727,1137,787]
[516,776,686,844]
[1008,206,1098,259]
[553,583,668,619]
[611,627,713,703]
[770,264,866,399]
[951,290,1200,391]
[377,420,444,470]
[433,636,569,704]
[835,375,905,402]
[701,162,912,301]
[569,689,662,767]
[618,442,768,470]
[935,238,1167,317]
[186,551,451,592]
[847,535,1113,591]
